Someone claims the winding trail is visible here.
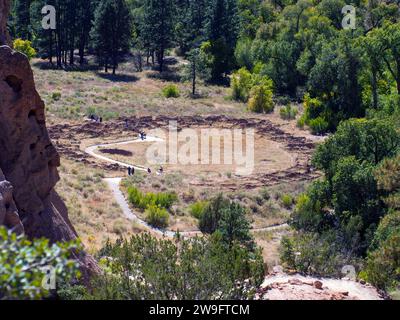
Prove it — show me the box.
[85,136,289,238]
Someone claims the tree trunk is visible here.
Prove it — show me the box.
[192,60,196,96]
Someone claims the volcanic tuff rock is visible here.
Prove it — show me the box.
[0,0,98,275]
[0,0,10,46]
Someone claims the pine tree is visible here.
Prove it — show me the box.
[141,0,177,72]
[91,0,133,74]
[14,0,32,40]
[205,0,239,83]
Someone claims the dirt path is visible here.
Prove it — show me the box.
[85,136,289,238]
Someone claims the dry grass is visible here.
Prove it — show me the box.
[55,158,147,253]
[32,58,246,122]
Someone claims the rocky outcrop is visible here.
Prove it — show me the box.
[0,169,24,233]
[0,1,98,276]
[256,267,384,300]
[0,0,11,45]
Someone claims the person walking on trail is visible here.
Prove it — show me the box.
[147,168,151,174]
[131,167,135,175]
[128,167,131,176]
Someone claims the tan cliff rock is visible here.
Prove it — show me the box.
[0,0,98,276]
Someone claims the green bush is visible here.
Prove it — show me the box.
[162,84,180,98]
[127,186,177,210]
[90,233,264,300]
[281,194,294,209]
[189,200,209,219]
[280,232,360,277]
[364,233,400,290]
[308,117,329,135]
[280,104,298,120]
[52,92,62,101]
[297,115,306,128]
[0,227,80,300]
[145,205,170,228]
[13,38,36,60]
[231,67,253,102]
[248,84,274,113]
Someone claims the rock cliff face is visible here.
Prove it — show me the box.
[0,0,97,275]
[0,0,11,45]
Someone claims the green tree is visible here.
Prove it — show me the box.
[89,233,264,300]
[199,195,254,249]
[141,0,176,72]
[204,0,239,83]
[91,0,133,74]
[14,0,32,40]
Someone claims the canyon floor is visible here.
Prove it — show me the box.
[34,57,323,265]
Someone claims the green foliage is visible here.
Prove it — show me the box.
[90,0,133,74]
[127,186,177,211]
[280,232,361,278]
[189,200,209,220]
[248,83,274,113]
[51,92,62,101]
[313,119,400,179]
[199,194,230,234]
[289,116,400,281]
[89,233,264,300]
[234,37,254,70]
[279,104,298,120]
[231,67,253,102]
[162,84,180,98]
[297,115,306,129]
[281,194,294,209]
[0,227,80,300]
[231,67,274,106]
[199,195,254,249]
[145,205,170,229]
[308,117,329,135]
[365,233,400,290]
[13,38,36,60]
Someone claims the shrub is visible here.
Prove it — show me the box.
[248,84,274,113]
[364,233,400,290]
[162,84,180,98]
[52,92,62,101]
[13,39,36,60]
[0,227,80,300]
[90,233,264,300]
[127,186,177,210]
[145,205,169,228]
[280,232,360,277]
[281,194,294,209]
[303,93,323,121]
[297,115,306,128]
[189,200,209,220]
[308,116,329,135]
[231,67,253,102]
[280,104,298,120]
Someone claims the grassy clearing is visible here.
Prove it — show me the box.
[32,58,245,121]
